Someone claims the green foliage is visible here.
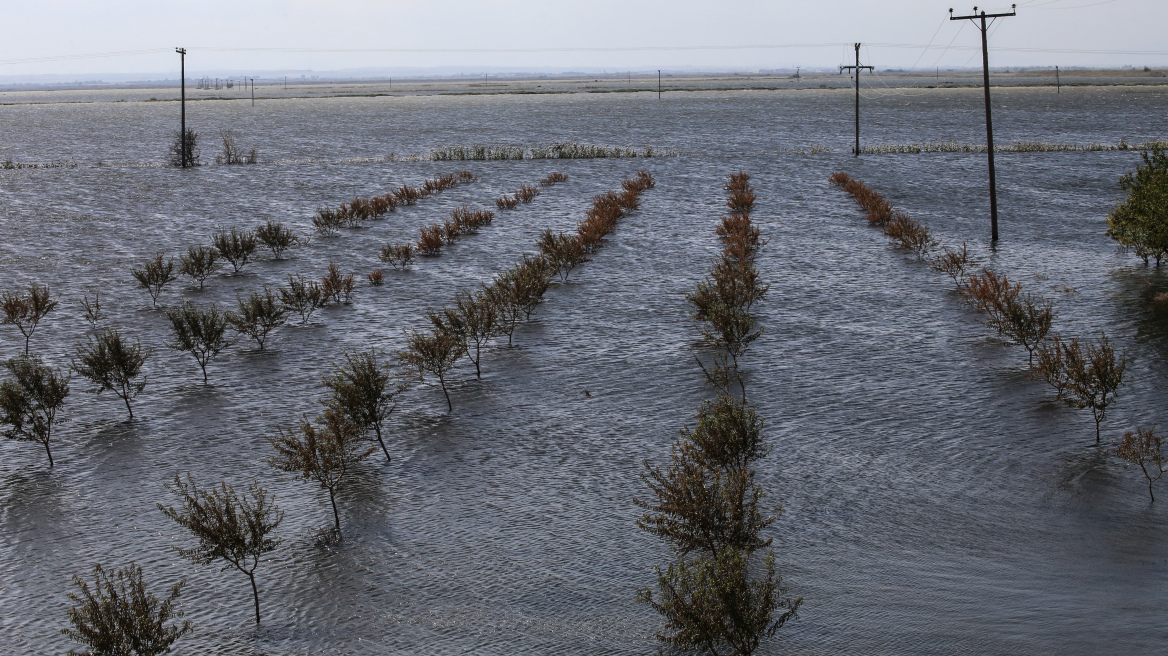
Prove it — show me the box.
[72,329,148,419]
[178,245,219,290]
[227,287,287,350]
[322,349,406,461]
[131,254,177,308]
[1106,146,1168,265]
[255,219,298,259]
[62,563,191,656]
[0,355,69,466]
[2,283,59,353]
[158,475,282,623]
[212,228,258,274]
[164,302,230,383]
[267,412,373,538]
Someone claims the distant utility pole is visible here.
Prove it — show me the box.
[251,77,255,106]
[176,47,189,167]
[658,70,661,99]
[1056,65,1060,94]
[839,43,873,157]
[951,4,1017,242]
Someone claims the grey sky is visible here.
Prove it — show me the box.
[2,0,1163,76]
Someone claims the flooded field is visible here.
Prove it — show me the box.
[2,84,1168,654]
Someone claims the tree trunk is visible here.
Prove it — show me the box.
[439,374,452,412]
[43,439,53,467]
[249,571,261,623]
[373,423,391,462]
[329,487,342,536]
[121,389,134,419]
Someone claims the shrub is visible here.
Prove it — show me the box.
[883,214,936,258]
[279,274,324,324]
[0,355,69,466]
[1106,146,1168,265]
[158,475,282,623]
[227,286,287,350]
[1115,427,1168,501]
[1001,292,1055,365]
[2,283,58,353]
[538,230,591,282]
[178,245,220,289]
[267,411,373,539]
[131,254,177,308]
[398,329,462,412]
[929,243,973,287]
[369,194,398,216]
[214,129,257,165]
[63,563,192,656]
[80,292,105,328]
[499,255,554,320]
[72,328,148,419]
[212,228,258,273]
[495,194,520,210]
[393,185,422,205]
[312,208,344,237]
[517,184,541,203]
[379,243,415,270]
[432,291,498,378]
[540,172,569,185]
[255,219,298,259]
[321,349,407,461]
[417,225,445,255]
[457,170,477,182]
[165,301,231,383]
[368,269,384,286]
[483,282,522,345]
[1030,332,1126,443]
[167,127,200,167]
[320,262,355,304]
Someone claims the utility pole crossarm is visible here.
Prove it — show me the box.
[839,43,873,157]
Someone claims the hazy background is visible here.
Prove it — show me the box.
[1,0,1164,83]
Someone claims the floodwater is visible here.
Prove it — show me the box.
[2,85,1168,655]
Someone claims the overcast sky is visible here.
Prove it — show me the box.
[1,0,1163,77]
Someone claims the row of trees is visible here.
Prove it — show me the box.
[639,172,801,656]
[398,171,655,411]
[829,172,1163,500]
[61,348,403,653]
[312,171,476,236]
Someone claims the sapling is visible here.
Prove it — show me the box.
[212,228,258,274]
[483,282,521,345]
[255,219,298,259]
[267,411,373,538]
[72,328,148,419]
[379,243,415,270]
[1030,332,1126,443]
[131,254,178,308]
[1000,292,1054,365]
[435,291,497,377]
[1115,427,1168,501]
[0,355,69,466]
[322,349,407,461]
[538,229,591,282]
[312,208,343,237]
[167,127,200,167]
[398,328,462,412]
[367,269,384,286]
[164,301,231,383]
[2,283,58,353]
[80,292,105,328]
[279,274,324,324]
[929,242,973,288]
[320,261,355,304]
[63,563,192,656]
[227,286,286,350]
[178,245,220,289]
[158,475,283,623]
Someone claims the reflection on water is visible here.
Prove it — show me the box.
[2,87,1168,654]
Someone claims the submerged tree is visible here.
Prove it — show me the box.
[62,563,192,656]
[168,127,200,168]
[227,287,286,350]
[1114,426,1167,502]
[1106,146,1168,266]
[212,228,258,274]
[72,329,148,419]
[131,254,177,308]
[0,355,69,466]
[255,219,298,259]
[158,475,282,624]
[322,349,406,462]
[398,328,462,412]
[267,412,373,538]
[178,245,220,290]
[279,274,324,324]
[431,291,497,378]
[2,283,59,354]
[1030,332,1126,444]
[165,302,230,383]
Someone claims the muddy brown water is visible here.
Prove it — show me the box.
[2,86,1168,654]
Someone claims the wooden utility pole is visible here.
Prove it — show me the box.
[1056,65,1060,94]
[251,77,255,106]
[839,43,873,157]
[176,47,189,167]
[951,4,1017,242]
[658,70,661,99]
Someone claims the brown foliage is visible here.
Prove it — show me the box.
[367,269,384,286]
[540,172,569,185]
[417,225,445,255]
[2,284,59,353]
[1030,332,1126,443]
[883,213,937,258]
[379,243,415,270]
[1115,427,1167,501]
[495,194,520,210]
[929,242,973,287]
[517,184,541,203]
[320,262,355,304]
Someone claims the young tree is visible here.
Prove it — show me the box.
[638,548,801,656]
[320,261,355,304]
[255,219,298,259]
[1030,332,1126,444]
[2,283,58,354]
[483,282,521,345]
[62,563,192,656]
[321,349,407,461]
[158,475,283,623]
[378,243,415,270]
[1106,146,1168,265]
[167,127,200,167]
[72,329,148,419]
[164,302,230,384]
[1000,292,1054,366]
[279,274,324,324]
[432,291,497,378]
[80,292,105,328]
[538,229,591,282]
[227,287,286,350]
[0,355,69,466]
[131,254,177,308]
[929,242,973,288]
[398,328,462,412]
[1115,427,1168,502]
[212,228,258,274]
[267,412,373,538]
[178,245,220,289]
